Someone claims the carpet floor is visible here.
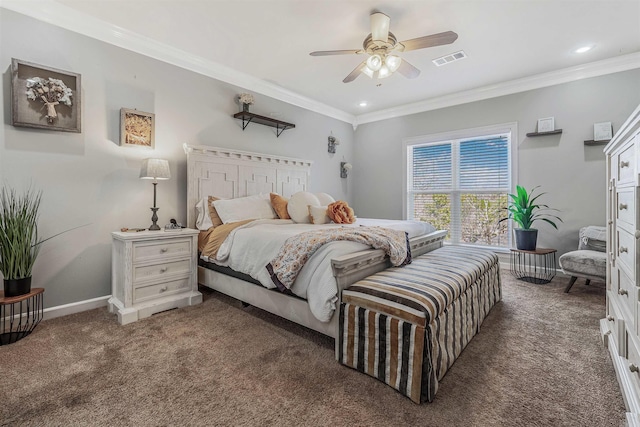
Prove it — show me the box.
[0,272,626,426]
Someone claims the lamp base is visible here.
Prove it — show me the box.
[149,207,160,231]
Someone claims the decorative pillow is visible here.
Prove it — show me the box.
[327,200,356,224]
[309,205,330,224]
[287,192,321,223]
[207,196,223,228]
[195,198,214,231]
[213,194,276,224]
[270,193,291,219]
[315,192,335,206]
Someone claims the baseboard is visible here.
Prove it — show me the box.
[42,295,110,321]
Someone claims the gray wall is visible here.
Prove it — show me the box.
[0,9,354,308]
[352,69,640,257]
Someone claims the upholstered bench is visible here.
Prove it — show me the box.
[337,246,501,403]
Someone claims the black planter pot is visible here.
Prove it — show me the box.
[3,277,32,297]
[515,229,538,251]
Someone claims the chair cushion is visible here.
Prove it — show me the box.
[559,250,606,280]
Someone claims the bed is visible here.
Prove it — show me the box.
[185,145,446,339]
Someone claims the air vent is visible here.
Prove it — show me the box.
[432,50,467,67]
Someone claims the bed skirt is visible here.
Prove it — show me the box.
[337,246,501,403]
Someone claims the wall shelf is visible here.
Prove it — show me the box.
[233,112,295,137]
[526,129,563,137]
[584,139,610,146]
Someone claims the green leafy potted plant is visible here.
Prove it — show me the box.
[500,185,562,251]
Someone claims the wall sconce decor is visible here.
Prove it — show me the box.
[340,162,352,178]
[140,158,171,230]
[328,135,340,153]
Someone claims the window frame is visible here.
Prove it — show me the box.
[402,122,518,251]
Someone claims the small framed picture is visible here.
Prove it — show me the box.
[537,117,555,133]
[594,122,613,141]
[11,58,81,133]
[120,108,155,148]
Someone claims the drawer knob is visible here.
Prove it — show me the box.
[160,248,168,253]
[618,289,629,296]
[620,246,628,253]
[160,268,168,273]
[160,286,168,293]
[607,315,615,321]
[619,203,628,210]
[621,160,630,168]
[630,364,639,373]
[635,230,640,239]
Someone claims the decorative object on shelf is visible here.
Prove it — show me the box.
[499,185,562,251]
[120,108,155,148]
[139,159,171,231]
[232,111,295,137]
[238,93,254,112]
[328,134,340,153]
[340,162,353,178]
[11,58,81,133]
[537,117,555,133]
[594,122,613,141]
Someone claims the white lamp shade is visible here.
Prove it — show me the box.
[140,158,171,180]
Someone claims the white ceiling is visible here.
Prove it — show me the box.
[5,0,640,124]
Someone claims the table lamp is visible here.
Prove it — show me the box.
[139,158,171,230]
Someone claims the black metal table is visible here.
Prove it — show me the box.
[510,248,557,284]
[0,288,44,345]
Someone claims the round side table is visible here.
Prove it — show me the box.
[510,248,557,284]
[0,287,44,345]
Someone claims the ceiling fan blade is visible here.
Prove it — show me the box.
[343,61,366,83]
[398,31,458,52]
[310,49,361,56]
[397,59,421,79]
[370,12,390,42]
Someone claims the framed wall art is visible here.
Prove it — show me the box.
[594,122,613,141]
[537,117,555,133]
[120,108,155,148]
[11,58,81,133]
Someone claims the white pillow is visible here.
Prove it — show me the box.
[213,194,276,224]
[195,198,214,230]
[287,192,321,223]
[315,193,335,205]
[309,205,330,224]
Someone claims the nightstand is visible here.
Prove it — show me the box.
[109,229,202,325]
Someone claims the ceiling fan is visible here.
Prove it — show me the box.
[310,12,458,83]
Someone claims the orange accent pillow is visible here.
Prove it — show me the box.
[270,193,291,219]
[208,196,223,228]
[327,201,356,224]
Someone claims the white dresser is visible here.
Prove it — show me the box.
[603,103,640,425]
[109,229,202,325]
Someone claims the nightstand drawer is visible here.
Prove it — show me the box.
[134,277,190,303]
[617,143,636,184]
[133,259,192,283]
[617,227,636,279]
[133,239,191,262]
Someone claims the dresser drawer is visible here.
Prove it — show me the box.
[625,331,640,391]
[606,296,626,356]
[133,239,192,262]
[133,277,191,303]
[617,227,636,279]
[616,268,636,323]
[617,143,636,184]
[133,259,192,283]
[616,187,636,228]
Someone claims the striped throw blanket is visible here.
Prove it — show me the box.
[339,245,501,403]
[266,226,411,292]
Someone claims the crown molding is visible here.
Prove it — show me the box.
[0,0,355,125]
[2,1,638,128]
[356,52,640,125]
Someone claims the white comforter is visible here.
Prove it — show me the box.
[201,218,435,322]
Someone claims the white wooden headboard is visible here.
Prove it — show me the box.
[185,145,313,228]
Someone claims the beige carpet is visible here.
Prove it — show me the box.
[0,272,625,426]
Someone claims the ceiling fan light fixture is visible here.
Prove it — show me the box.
[366,54,383,72]
[377,65,391,79]
[385,55,401,72]
[361,65,374,78]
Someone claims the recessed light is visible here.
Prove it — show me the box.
[359,101,368,107]
[574,45,594,54]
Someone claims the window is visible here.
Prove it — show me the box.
[404,123,517,249]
